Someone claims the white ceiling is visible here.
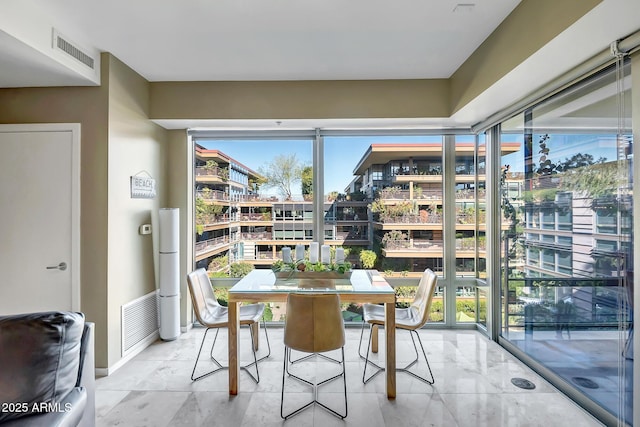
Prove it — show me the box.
[1,0,639,129]
[4,0,522,84]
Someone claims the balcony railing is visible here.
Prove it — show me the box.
[383,239,444,252]
[380,189,443,201]
[455,189,486,199]
[196,214,230,226]
[455,238,486,251]
[239,213,271,221]
[196,189,229,201]
[230,194,277,202]
[377,213,442,224]
[195,166,227,179]
[327,231,368,241]
[505,277,628,330]
[195,235,230,255]
[251,251,279,261]
[240,232,273,240]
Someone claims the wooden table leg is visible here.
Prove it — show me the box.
[228,301,239,395]
[385,301,396,399]
[371,324,379,353]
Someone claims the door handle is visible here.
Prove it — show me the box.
[46,262,67,271]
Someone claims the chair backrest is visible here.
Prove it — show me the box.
[284,293,345,353]
[186,268,221,326]
[410,268,438,328]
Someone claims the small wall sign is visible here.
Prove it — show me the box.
[130,171,156,199]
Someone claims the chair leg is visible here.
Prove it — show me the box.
[358,324,434,385]
[241,317,271,383]
[191,328,226,381]
[315,347,348,419]
[358,321,384,384]
[397,330,434,385]
[281,346,348,420]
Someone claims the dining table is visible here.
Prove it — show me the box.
[227,269,397,399]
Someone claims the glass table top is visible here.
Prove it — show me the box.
[229,269,394,294]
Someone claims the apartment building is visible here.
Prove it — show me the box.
[195,144,370,271]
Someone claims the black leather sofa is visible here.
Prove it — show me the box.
[0,311,95,427]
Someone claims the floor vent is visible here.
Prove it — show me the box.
[511,377,536,390]
[121,290,159,356]
[52,29,96,70]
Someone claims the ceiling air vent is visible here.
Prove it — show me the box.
[52,29,95,70]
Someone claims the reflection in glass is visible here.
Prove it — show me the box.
[499,63,633,424]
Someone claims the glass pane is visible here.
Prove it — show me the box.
[455,135,477,277]
[477,287,487,327]
[477,133,487,280]
[456,285,476,323]
[324,135,444,277]
[499,63,633,424]
[194,139,313,273]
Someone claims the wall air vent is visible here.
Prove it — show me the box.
[52,29,96,70]
[121,290,159,356]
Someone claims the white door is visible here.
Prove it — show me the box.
[0,124,80,314]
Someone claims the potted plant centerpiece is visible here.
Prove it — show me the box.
[271,257,352,279]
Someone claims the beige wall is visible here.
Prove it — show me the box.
[105,54,169,365]
[450,0,602,115]
[150,79,449,120]
[0,53,168,369]
[0,73,111,367]
[148,1,601,123]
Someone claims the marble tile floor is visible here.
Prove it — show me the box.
[96,327,604,427]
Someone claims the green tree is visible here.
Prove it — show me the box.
[561,160,621,198]
[301,166,313,197]
[258,153,307,200]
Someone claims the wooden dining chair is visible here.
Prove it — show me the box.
[186,268,270,382]
[281,293,347,420]
[358,268,437,384]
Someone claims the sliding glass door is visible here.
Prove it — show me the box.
[498,62,633,425]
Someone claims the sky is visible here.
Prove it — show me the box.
[199,132,622,196]
[200,135,438,195]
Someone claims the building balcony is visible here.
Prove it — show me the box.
[381,239,444,257]
[195,166,228,182]
[240,231,273,241]
[195,236,230,260]
[455,189,486,200]
[374,213,443,230]
[456,238,487,251]
[326,231,369,245]
[239,213,272,222]
[232,194,277,204]
[379,188,443,201]
[196,214,230,229]
[196,189,229,202]
[393,174,442,184]
[242,251,279,264]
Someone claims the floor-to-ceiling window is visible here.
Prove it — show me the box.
[498,62,633,425]
[192,131,488,328]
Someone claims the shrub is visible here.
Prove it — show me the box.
[229,262,254,278]
[359,250,377,269]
